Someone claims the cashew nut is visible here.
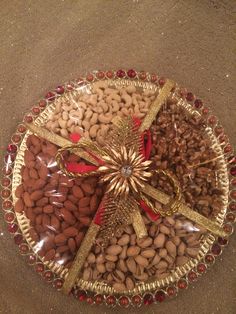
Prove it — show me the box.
[74,125,84,135]
[58,118,67,129]
[87,94,97,106]
[122,93,132,107]
[69,125,75,133]
[96,129,106,146]
[100,101,109,113]
[100,124,109,137]
[60,128,68,137]
[82,120,90,130]
[134,104,140,114]
[55,100,62,113]
[62,103,74,112]
[69,109,84,121]
[93,87,103,101]
[136,112,146,118]
[84,130,90,138]
[89,124,100,138]
[93,81,108,90]
[121,107,129,116]
[98,113,113,124]
[125,85,136,94]
[132,95,138,106]
[67,119,76,128]
[111,101,120,112]
[76,101,87,110]
[106,93,121,104]
[62,111,69,121]
[90,113,98,125]
[104,88,119,95]
[84,109,93,120]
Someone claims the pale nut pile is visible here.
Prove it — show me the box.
[82,214,207,292]
[45,82,156,145]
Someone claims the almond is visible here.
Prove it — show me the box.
[29,168,38,179]
[33,179,46,190]
[38,165,48,179]
[61,208,76,225]
[23,191,34,207]
[75,232,84,246]
[72,185,84,198]
[15,184,24,198]
[56,245,69,254]
[79,216,91,226]
[44,249,56,261]
[63,226,78,237]
[36,197,48,207]
[28,228,39,242]
[30,190,44,201]
[78,207,90,215]
[81,183,94,195]
[51,215,60,231]
[64,200,77,211]
[15,198,24,213]
[55,233,67,245]
[78,196,90,208]
[43,204,54,214]
[68,238,77,253]
[90,194,98,212]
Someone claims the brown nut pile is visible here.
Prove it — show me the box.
[82,214,207,291]
[15,135,103,267]
[149,99,223,218]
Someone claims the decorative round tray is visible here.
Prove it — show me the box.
[1,69,235,307]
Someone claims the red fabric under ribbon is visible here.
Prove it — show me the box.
[133,117,152,160]
[139,200,160,221]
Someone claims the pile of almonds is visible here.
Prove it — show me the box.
[15,135,103,268]
[14,83,224,292]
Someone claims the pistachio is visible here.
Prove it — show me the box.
[126,257,137,273]
[134,255,149,268]
[117,234,130,246]
[141,248,156,258]
[106,244,122,255]
[154,233,165,248]
[127,246,140,257]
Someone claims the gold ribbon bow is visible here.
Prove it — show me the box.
[26,79,227,294]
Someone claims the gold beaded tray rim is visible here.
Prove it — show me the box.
[12,77,229,296]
